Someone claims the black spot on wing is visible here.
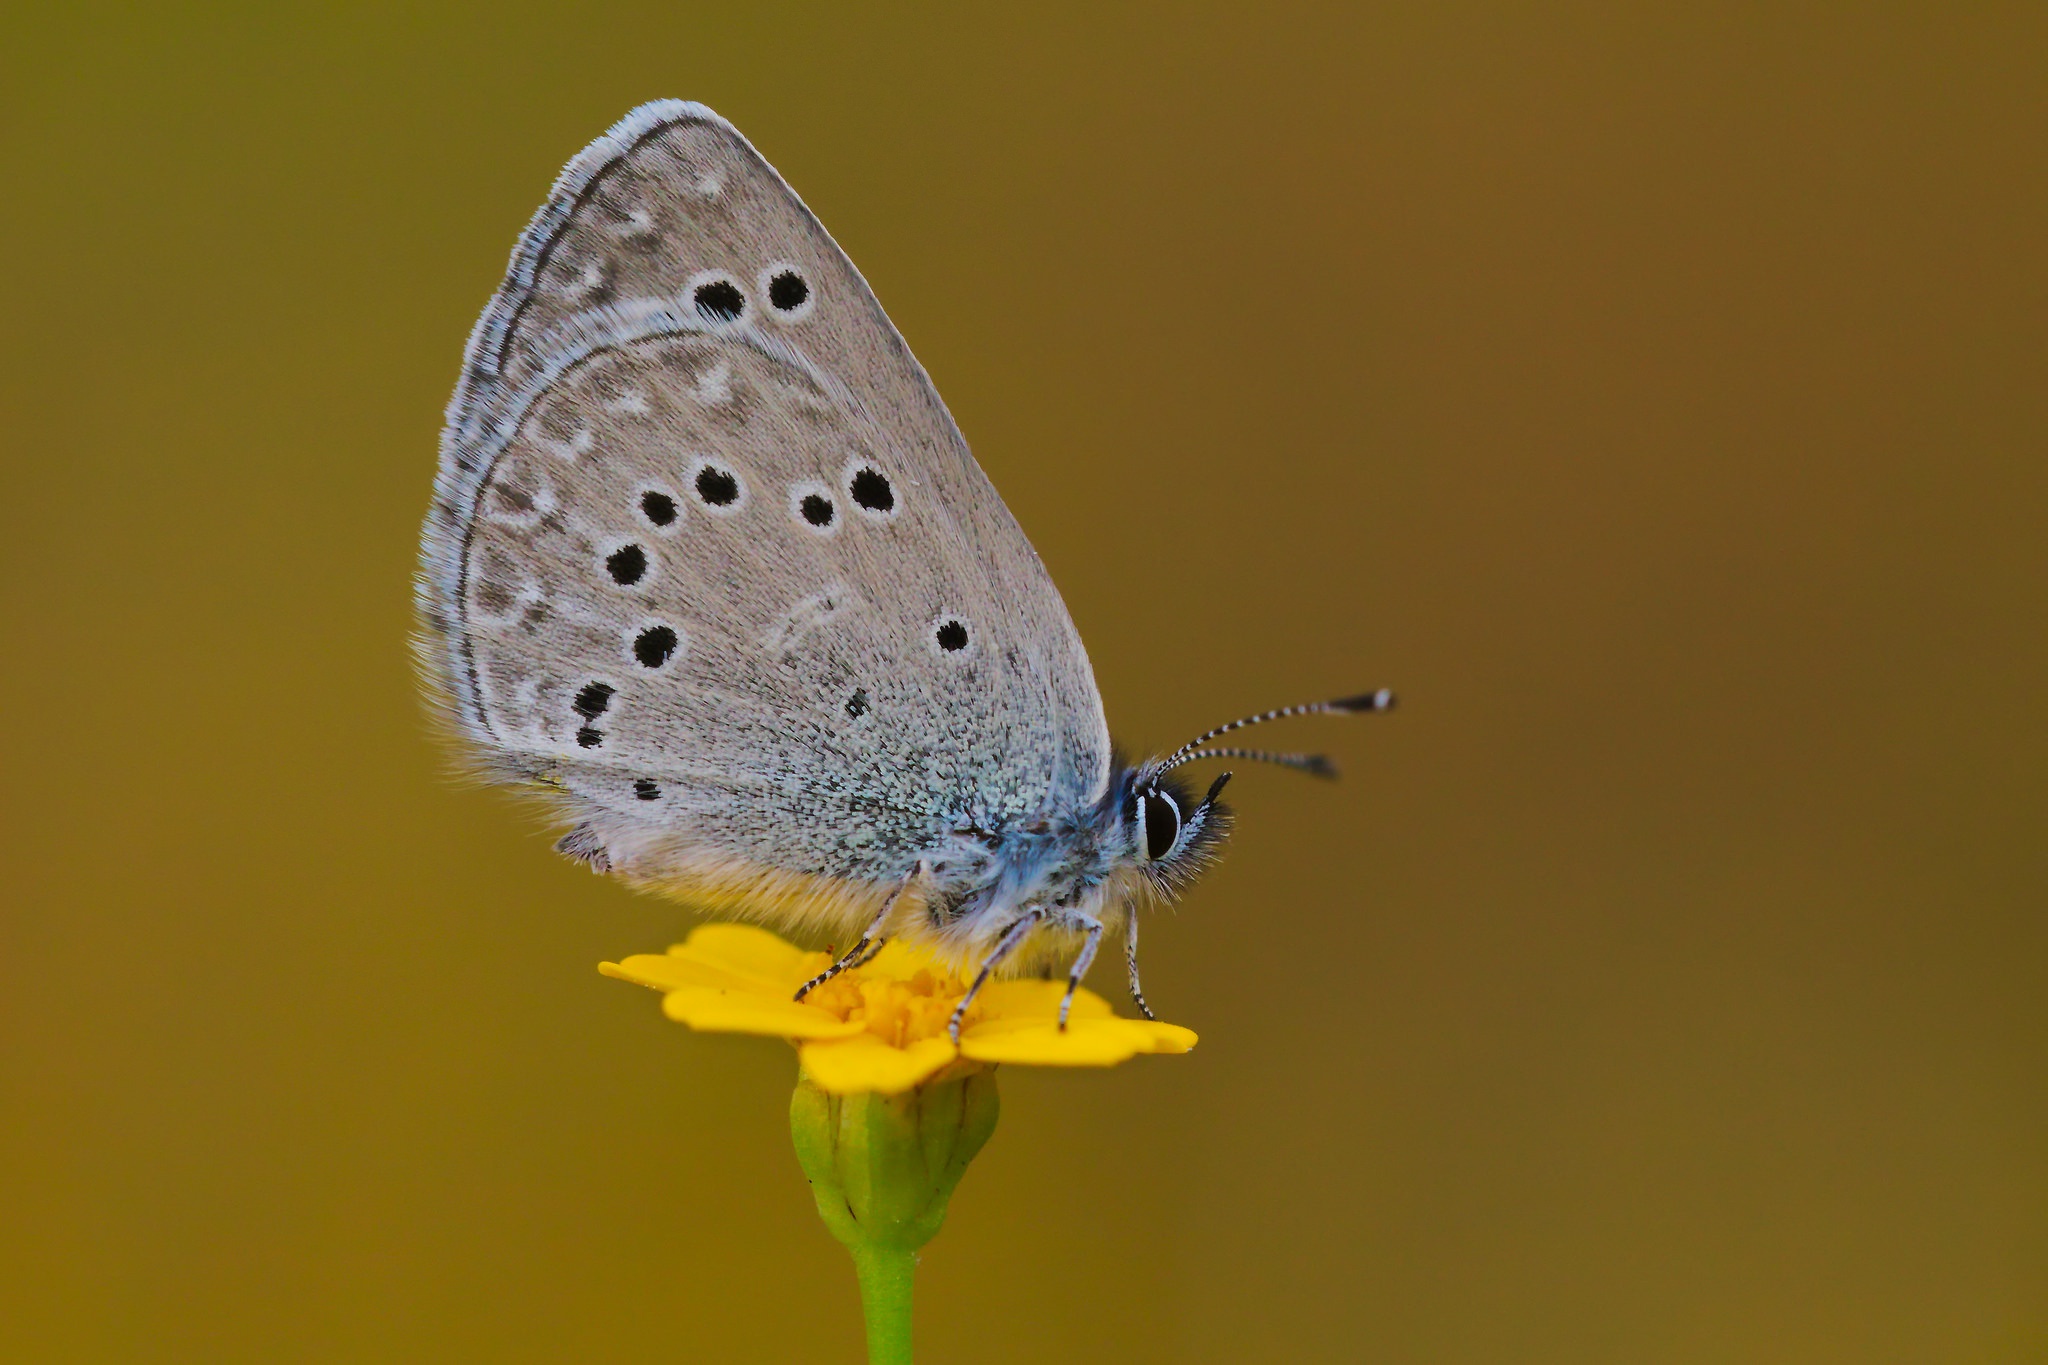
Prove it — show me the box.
[606,544,648,585]
[640,491,677,526]
[634,626,678,668]
[768,270,809,311]
[574,681,614,719]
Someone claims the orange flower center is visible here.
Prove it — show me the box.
[803,964,982,1048]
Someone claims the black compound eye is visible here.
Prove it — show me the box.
[1142,790,1182,861]
[768,269,809,312]
[693,279,746,322]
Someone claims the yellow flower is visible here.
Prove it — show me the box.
[601,923,1197,1094]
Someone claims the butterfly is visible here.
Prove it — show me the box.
[418,102,1394,1040]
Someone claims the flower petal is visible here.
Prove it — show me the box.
[672,922,825,988]
[855,938,950,984]
[960,1016,1198,1066]
[660,985,863,1039]
[601,954,727,993]
[1125,1020,1199,1053]
[800,1034,960,1095]
[603,951,813,997]
[975,978,1114,1021]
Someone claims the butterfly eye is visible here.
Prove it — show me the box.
[1138,789,1182,862]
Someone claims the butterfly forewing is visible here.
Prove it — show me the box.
[420,102,1109,897]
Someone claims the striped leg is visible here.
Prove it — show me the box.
[947,906,1047,1044]
[794,861,924,1002]
[1058,915,1104,1030]
[1125,916,1156,1021]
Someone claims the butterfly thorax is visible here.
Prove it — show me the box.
[909,759,1223,958]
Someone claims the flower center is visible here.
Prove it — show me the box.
[803,964,981,1048]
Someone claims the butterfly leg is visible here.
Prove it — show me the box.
[1057,914,1104,1031]
[947,906,1047,1044]
[1125,916,1157,1021]
[794,861,925,1002]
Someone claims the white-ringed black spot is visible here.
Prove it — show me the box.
[770,272,807,309]
[639,489,678,527]
[787,481,839,536]
[846,688,869,719]
[758,262,814,321]
[691,276,746,324]
[605,543,648,586]
[690,459,744,511]
[633,625,679,668]
[934,618,969,653]
[633,778,661,801]
[573,681,614,719]
[848,463,896,517]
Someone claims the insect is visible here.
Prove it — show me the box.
[418,102,1394,1040]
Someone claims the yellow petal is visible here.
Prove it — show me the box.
[799,1034,960,1095]
[1125,1020,1199,1053]
[660,985,864,1039]
[975,978,1114,1021]
[672,922,823,988]
[856,938,950,984]
[601,954,729,993]
[960,1016,1197,1066]
[602,951,814,998]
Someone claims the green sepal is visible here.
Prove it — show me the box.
[791,1068,1000,1364]
[790,1067,999,1252]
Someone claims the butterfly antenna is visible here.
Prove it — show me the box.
[1170,747,1341,779]
[1156,689,1396,775]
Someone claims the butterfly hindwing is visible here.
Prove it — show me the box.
[420,102,1110,897]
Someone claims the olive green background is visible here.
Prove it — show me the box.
[3,4,2042,1362]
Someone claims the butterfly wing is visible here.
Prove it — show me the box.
[418,102,1109,922]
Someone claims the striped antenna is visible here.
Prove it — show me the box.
[1156,689,1396,775]
[1170,747,1340,779]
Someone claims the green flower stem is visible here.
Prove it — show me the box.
[790,1068,999,1365]
[848,1240,917,1365]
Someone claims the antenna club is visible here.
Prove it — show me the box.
[1331,688,1397,713]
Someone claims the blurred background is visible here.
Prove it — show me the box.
[2,4,2043,1361]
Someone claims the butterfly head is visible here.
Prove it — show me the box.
[1109,688,1399,893]
[1114,764,1232,893]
